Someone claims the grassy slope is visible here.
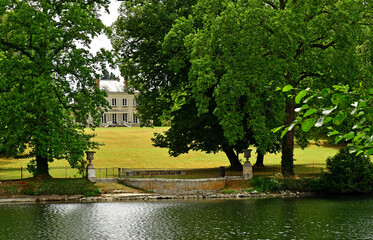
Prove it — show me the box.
[0,127,340,169]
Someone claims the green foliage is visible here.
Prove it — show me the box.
[113,0,373,175]
[0,1,111,176]
[319,148,373,193]
[278,178,319,193]
[292,85,373,156]
[0,179,100,196]
[251,177,281,193]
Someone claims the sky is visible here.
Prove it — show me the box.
[90,0,122,78]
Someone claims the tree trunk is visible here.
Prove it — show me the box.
[281,97,296,177]
[254,152,265,168]
[35,155,51,179]
[224,147,242,170]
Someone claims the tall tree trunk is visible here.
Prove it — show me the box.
[35,155,51,179]
[281,97,296,177]
[223,147,242,170]
[254,152,265,168]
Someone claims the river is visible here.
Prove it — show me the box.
[1,196,373,239]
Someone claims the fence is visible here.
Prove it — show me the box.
[0,167,83,181]
[0,163,326,181]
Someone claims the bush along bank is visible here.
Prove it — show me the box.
[0,178,100,197]
[249,147,373,195]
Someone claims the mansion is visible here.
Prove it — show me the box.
[95,78,140,127]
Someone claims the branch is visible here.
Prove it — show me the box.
[279,0,287,10]
[299,72,322,81]
[293,41,304,59]
[311,41,335,50]
[0,39,34,60]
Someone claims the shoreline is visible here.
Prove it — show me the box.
[0,191,316,204]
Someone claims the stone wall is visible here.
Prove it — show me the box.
[118,177,242,195]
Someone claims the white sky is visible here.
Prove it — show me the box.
[90,0,122,78]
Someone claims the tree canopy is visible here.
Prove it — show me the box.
[112,0,373,174]
[0,0,111,177]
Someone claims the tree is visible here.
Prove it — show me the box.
[0,0,111,178]
[185,0,372,176]
[112,0,373,174]
[112,0,283,169]
[101,69,117,80]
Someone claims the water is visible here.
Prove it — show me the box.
[1,196,373,240]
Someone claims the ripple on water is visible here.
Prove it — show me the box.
[1,197,373,239]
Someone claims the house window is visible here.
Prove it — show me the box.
[112,114,117,124]
[122,99,127,106]
[123,113,128,122]
[133,114,138,124]
[112,98,117,106]
[101,114,106,123]
[132,99,136,106]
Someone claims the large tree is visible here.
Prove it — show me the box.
[185,0,373,176]
[112,0,372,174]
[0,0,110,178]
[112,0,283,169]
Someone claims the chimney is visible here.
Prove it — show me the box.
[124,79,128,88]
[116,76,120,82]
[96,79,100,88]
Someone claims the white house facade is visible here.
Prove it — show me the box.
[96,78,140,127]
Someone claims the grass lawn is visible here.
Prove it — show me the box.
[0,127,340,170]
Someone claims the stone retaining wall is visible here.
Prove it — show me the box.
[118,177,242,194]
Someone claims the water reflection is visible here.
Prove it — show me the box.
[1,197,373,239]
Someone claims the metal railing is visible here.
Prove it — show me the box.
[0,167,83,180]
[0,163,326,181]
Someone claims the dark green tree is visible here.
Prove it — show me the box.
[186,0,373,176]
[0,0,111,178]
[101,69,117,80]
[112,0,372,174]
[112,0,284,169]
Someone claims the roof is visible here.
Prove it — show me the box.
[99,80,124,93]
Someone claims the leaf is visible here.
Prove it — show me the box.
[303,109,317,117]
[314,116,324,127]
[321,88,330,98]
[358,101,367,108]
[272,126,283,133]
[366,148,373,156]
[295,104,309,113]
[295,90,308,104]
[281,127,290,138]
[356,150,365,156]
[288,120,298,131]
[282,85,293,92]
[322,106,337,116]
[301,118,316,132]
[328,130,340,136]
[344,132,355,141]
[354,133,365,142]
[335,135,344,143]
[333,111,347,125]
[324,116,333,124]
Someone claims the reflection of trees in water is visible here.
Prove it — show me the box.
[1,198,373,239]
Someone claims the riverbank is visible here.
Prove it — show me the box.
[0,177,317,204]
[0,190,315,204]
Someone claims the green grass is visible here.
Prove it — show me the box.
[0,127,341,170]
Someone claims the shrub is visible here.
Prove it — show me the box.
[278,178,318,192]
[251,177,281,193]
[319,147,373,193]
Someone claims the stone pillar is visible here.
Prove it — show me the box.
[242,149,253,180]
[243,161,253,180]
[86,151,96,182]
